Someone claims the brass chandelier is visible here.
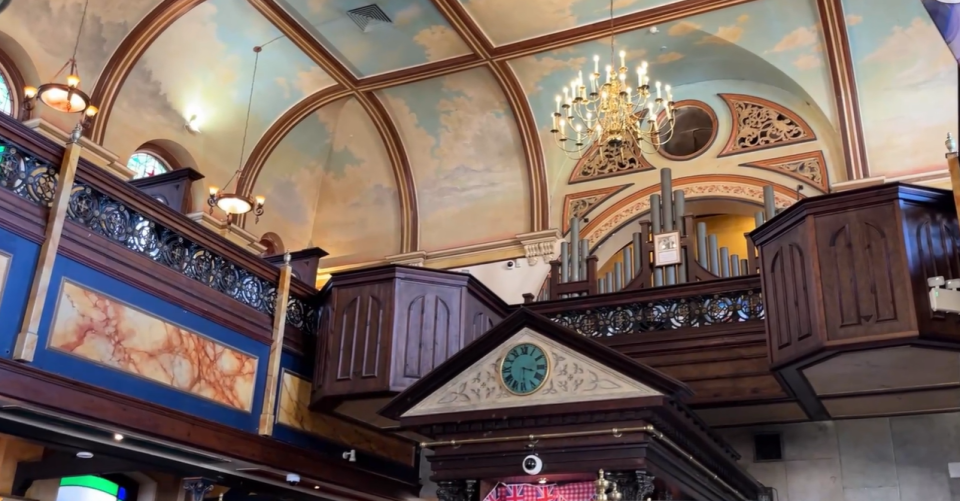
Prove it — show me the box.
[207,46,265,223]
[551,0,676,161]
[23,0,99,127]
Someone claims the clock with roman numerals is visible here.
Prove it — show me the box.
[498,343,549,395]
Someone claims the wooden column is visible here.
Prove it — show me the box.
[817,0,869,181]
[258,252,293,436]
[13,125,83,362]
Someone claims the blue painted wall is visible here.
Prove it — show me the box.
[0,226,39,359]
[32,256,270,432]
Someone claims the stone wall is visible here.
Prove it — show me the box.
[717,412,960,501]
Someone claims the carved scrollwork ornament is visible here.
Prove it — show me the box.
[182,478,215,501]
[607,471,655,501]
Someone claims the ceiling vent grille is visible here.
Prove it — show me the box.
[347,5,392,32]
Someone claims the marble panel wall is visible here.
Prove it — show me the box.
[717,413,960,501]
[47,280,258,412]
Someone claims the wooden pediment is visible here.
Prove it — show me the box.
[380,308,691,423]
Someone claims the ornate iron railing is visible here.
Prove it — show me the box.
[65,182,319,335]
[0,123,321,337]
[0,135,59,207]
[544,287,764,337]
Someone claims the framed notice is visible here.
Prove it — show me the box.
[653,231,681,267]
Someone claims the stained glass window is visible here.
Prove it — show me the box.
[0,72,11,116]
[127,152,169,179]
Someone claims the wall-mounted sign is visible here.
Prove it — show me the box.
[653,231,681,267]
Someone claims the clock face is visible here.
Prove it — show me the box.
[499,343,549,395]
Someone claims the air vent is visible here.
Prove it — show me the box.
[753,432,783,462]
[347,4,392,32]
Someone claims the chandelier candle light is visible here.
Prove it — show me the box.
[551,0,676,160]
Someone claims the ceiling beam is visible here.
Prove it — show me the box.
[816,0,868,181]
[86,0,207,145]
[429,0,550,232]
[245,0,420,252]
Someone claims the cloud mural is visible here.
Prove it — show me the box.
[459,0,681,45]
[103,0,335,212]
[509,0,838,221]
[843,0,959,177]
[0,0,954,272]
[278,0,471,77]
[0,0,160,132]
[378,67,529,250]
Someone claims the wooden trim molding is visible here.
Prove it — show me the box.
[490,0,759,59]
[236,85,350,200]
[242,0,420,252]
[740,150,829,192]
[560,184,633,233]
[717,93,818,158]
[816,0,869,180]
[657,100,719,162]
[491,60,550,232]
[0,46,28,121]
[581,174,805,248]
[428,0,550,232]
[133,142,183,172]
[87,0,207,144]
[0,359,419,501]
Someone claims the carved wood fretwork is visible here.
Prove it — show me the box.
[607,471,656,501]
[740,151,829,191]
[718,94,816,157]
[569,140,655,184]
[560,185,633,234]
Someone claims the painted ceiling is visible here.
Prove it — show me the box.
[0,0,955,271]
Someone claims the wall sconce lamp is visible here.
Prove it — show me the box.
[185,114,201,135]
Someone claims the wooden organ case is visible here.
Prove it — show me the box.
[380,309,770,501]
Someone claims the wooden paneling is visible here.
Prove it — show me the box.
[394,280,463,388]
[128,167,203,214]
[901,199,960,340]
[814,204,914,341]
[312,266,509,407]
[0,359,419,500]
[317,281,395,399]
[759,216,823,366]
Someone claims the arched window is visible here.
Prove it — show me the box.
[0,71,12,116]
[127,152,170,179]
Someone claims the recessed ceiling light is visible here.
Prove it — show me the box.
[113,433,124,441]
[538,478,547,484]
[76,451,94,459]
[313,486,319,490]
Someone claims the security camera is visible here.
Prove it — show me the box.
[285,473,300,486]
[522,454,543,475]
[506,260,519,270]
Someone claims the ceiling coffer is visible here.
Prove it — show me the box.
[347,5,392,32]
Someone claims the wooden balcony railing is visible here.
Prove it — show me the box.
[0,114,318,349]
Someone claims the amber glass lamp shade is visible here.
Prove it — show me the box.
[35,83,92,114]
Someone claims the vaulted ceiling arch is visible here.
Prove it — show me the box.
[87,0,207,145]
